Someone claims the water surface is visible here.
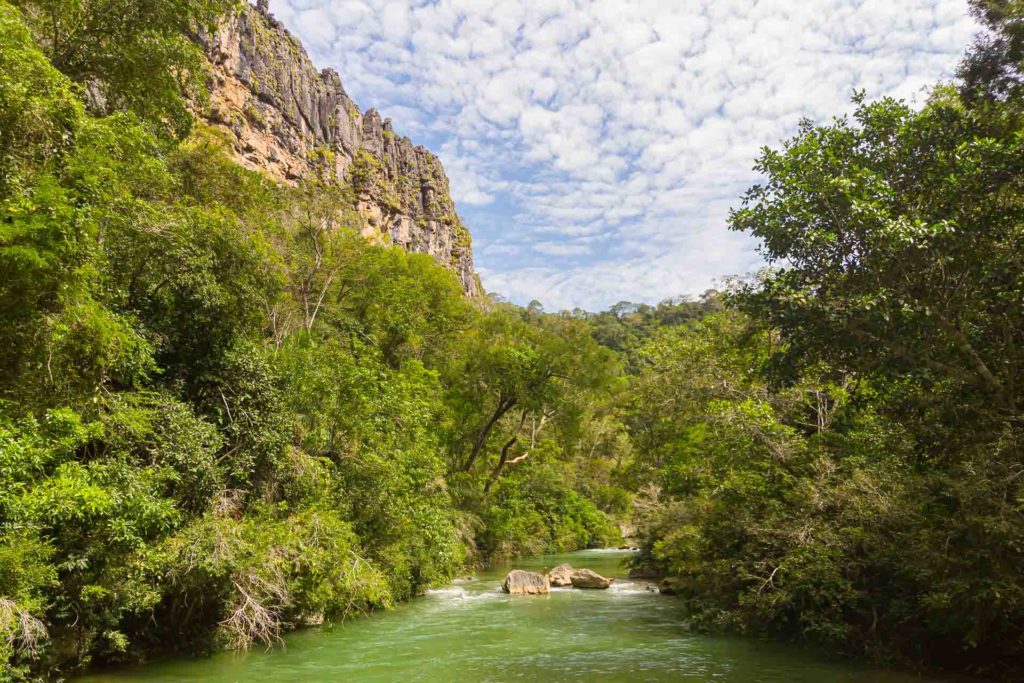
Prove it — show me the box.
[81,549,953,682]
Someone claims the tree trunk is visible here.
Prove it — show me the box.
[483,410,529,493]
[461,395,516,472]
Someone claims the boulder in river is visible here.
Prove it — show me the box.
[569,568,613,589]
[546,563,575,587]
[502,570,550,595]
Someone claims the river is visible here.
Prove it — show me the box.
[79,549,956,682]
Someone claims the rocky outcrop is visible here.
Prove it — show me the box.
[542,564,614,589]
[569,568,613,589]
[197,2,481,296]
[546,564,575,587]
[502,570,550,595]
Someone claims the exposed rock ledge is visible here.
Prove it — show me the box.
[196,2,481,296]
[502,570,550,595]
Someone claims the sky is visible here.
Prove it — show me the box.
[268,0,980,311]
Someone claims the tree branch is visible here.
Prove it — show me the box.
[461,395,516,472]
[483,409,529,494]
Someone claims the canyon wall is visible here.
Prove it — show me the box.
[198,2,481,295]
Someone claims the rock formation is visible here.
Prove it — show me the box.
[546,564,575,587]
[196,2,481,295]
[502,570,550,595]
[569,568,613,589]
[540,564,614,589]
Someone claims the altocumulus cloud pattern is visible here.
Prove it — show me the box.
[269,0,978,311]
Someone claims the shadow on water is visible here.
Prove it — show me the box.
[78,550,967,683]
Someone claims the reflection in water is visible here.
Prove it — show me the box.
[79,550,952,683]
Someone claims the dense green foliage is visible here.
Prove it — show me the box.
[0,4,624,678]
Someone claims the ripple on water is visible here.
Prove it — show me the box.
[425,585,505,603]
[607,579,659,595]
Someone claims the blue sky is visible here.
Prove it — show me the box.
[268,0,979,311]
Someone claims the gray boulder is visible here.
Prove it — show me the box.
[502,570,550,595]
[546,563,575,587]
[570,568,613,589]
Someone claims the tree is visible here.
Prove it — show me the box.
[278,181,361,338]
[0,1,81,192]
[11,0,236,138]
[732,93,1024,435]
[447,307,620,494]
[960,0,1024,102]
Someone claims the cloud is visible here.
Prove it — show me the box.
[269,0,979,311]
[533,241,592,257]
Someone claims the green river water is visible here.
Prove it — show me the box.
[80,549,957,682]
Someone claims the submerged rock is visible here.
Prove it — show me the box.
[502,570,550,595]
[546,563,575,587]
[569,568,613,589]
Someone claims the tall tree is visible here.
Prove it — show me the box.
[960,0,1024,101]
[732,94,1024,434]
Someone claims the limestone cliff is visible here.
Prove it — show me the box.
[198,1,481,295]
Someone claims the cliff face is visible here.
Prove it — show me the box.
[198,2,481,295]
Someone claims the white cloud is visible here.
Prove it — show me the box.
[533,241,592,257]
[269,0,979,310]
